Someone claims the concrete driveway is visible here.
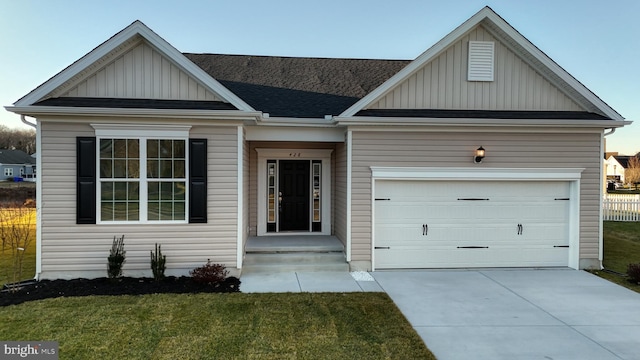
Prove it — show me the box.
[373,269,640,360]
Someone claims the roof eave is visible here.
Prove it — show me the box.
[5,105,262,121]
[335,115,631,128]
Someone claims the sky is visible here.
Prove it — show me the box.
[1,0,638,154]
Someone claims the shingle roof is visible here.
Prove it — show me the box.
[34,97,236,110]
[183,54,410,118]
[611,155,640,169]
[0,149,35,165]
[355,109,610,119]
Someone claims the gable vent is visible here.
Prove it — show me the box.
[468,41,494,81]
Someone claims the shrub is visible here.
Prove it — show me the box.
[150,243,166,281]
[190,259,228,284]
[627,263,640,284]
[107,235,126,279]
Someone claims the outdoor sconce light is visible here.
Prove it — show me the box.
[474,146,485,164]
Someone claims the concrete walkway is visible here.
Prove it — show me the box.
[241,269,640,360]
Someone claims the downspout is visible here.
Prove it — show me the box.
[21,115,42,280]
[21,115,36,129]
[599,128,616,270]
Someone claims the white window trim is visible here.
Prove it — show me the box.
[93,124,191,225]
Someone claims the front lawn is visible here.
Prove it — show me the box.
[592,221,640,292]
[0,292,435,359]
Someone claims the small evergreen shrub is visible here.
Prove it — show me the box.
[150,243,166,281]
[107,235,126,278]
[627,263,640,284]
[190,259,228,284]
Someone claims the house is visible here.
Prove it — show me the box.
[4,7,631,280]
[606,154,639,184]
[0,149,36,181]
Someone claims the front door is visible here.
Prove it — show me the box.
[279,160,310,231]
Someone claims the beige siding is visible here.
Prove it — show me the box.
[370,25,583,112]
[350,130,601,266]
[39,120,239,279]
[57,42,223,101]
[333,142,348,245]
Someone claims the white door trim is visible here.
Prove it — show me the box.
[256,148,333,236]
[370,167,584,270]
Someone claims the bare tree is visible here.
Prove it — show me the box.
[0,125,36,154]
[0,203,35,288]
[626,156,640,189]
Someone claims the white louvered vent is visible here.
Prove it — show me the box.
[468,41,494,81]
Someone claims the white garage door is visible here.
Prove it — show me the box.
[374,180,570,269]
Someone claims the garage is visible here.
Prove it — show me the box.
[374,180,572,269]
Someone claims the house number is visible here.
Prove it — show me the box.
[289,153,302,157]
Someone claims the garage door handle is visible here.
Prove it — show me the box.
[517,223,523,235]
[375,246,390,249]
[457,198,490,201]
[457,246,489,249]
[423,224,428,236]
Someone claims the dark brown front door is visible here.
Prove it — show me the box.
[279,160,310,231]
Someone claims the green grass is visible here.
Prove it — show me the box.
[0,208,36,286]
[591,221,640,292]
[0,292,435,360]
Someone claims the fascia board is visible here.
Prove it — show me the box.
[256,116,337,127]
[13,21,255,112]
[335,116,631,128]
[5,105,262,121]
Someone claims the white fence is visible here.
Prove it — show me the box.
[603,194,640,221]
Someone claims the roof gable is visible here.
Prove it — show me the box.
[14,21,253,111]
[367,24,584,113]
[340,6,624,120]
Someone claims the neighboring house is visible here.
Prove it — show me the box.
[606,154,640,184]
[605,155,628,183]
[0,149,36,181]
[4,7,631,280]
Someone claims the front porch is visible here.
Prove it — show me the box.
[242,235,348,273]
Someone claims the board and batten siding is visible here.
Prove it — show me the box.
[369,25,583,112]
[39,120,239,279]
[54,41,223,102]
[350,130,602,269]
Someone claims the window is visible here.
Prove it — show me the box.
[4,168,13,177]
[98,138,186,223]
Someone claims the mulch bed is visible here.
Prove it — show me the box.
[0,276,240,307]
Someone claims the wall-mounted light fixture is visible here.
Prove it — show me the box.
[474,146,485,164]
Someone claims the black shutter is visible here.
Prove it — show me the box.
[77,137,96,224]
[189,139,207,223]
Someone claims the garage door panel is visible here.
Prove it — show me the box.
[374,180,570,269]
